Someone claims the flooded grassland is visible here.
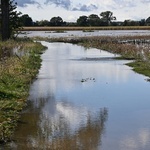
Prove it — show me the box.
[44,34,150,79]
[1,30,150,149]
[6,39,150,150]
[80,36,150,79]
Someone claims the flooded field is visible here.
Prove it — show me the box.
[19,30,150,38]
[6,42,150,150]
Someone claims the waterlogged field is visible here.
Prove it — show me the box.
[7,42,150,150]
[19,29,150,38]
[1,29,150,149]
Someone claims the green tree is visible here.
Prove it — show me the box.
[20,14,33,26]
[50,16,63,26]
[0,0,22,40]
[146,17,150,26]
[139,19,145,26]
[88,14,101,26]
[123,19,139,26]
[37,20,50,26]
[77,15,88,26]
[9,0,22,37]
[100,11,116,26]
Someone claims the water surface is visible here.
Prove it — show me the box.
[9,42,150,150]
[19,30,150,38]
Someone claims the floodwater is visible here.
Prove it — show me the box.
[6,42,150,149]
[19,30,150,38]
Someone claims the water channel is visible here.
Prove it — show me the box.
[7,41,150,149]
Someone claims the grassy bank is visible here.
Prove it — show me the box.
[0,39,46,143]
[22,26,150,31]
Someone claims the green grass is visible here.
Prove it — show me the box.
[0,39,46,143]
[127,61,150,77]
[53,30,66,33]
[82,30,94,32]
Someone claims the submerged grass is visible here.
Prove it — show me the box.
[0,38,46,143]
[40,35,150,78]
[81,36,150,78]
[79,36,150,78]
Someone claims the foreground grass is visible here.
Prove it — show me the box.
[0,39,46,143]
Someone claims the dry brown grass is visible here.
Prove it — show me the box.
[22,26,150,31]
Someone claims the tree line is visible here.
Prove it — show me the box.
[0,0,150,40]
[21,13,150,27]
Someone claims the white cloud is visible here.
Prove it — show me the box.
[45,0,71,9]
[16,0,150,22]
[15,0,40,7]
[72,4,98,12]
[120,128,150,150]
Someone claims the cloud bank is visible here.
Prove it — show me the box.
[16,0,39,7]
[15,0,150,22]
[16,0,98,12]
[72,4,98,12]
[45,0,71,10]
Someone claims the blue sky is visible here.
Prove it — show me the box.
[15,0,150,22]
